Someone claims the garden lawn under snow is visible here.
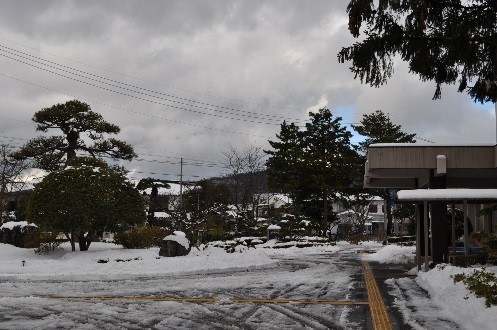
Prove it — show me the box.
[0,242,277,279]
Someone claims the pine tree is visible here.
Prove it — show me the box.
[353,110,417,153]
[304,108,361,234]
[266,109,361,235]
[338,0,497,103]
[265,121,308,213]
[13,100,135,171]
[353,110,416,235]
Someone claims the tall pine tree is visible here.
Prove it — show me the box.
[265,121,308,213]
[266,109,361,235]
[304,109,361,234]
[13,100,135,171]
[353,110,416,235]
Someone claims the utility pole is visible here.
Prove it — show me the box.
[179,158,183,210]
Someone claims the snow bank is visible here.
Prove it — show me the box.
[0,242,276,279]
[417,265,497,329]
[363,245,415,264]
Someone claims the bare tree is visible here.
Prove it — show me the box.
[0,143,31,223]
[341,193,377,236]
[222,145,265,211]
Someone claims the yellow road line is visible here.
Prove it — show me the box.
[361,259,393,330]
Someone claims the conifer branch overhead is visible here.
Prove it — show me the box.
[339,0,497,103]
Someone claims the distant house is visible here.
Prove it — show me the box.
[253,193,292,218]
[1,189,31,224]
[139,182,182,211]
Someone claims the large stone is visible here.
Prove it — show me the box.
[159,235,189,257]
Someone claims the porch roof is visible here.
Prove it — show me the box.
[396,189,497,203]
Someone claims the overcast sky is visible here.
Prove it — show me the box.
[0,0,494,183]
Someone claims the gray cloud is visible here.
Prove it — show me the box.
[0,0,493,183]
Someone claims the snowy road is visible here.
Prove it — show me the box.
[0,246,460,329]
[0,248,370,329]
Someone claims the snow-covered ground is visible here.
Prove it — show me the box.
[0,242,276,280]
[1,241,497,329]
[366,244,497,329]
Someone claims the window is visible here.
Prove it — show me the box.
[368,204,378,213]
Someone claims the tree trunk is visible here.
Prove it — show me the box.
[77,230,92,251]
[323,188,328,236]
[65,232,76,251]
[65,130,79,167]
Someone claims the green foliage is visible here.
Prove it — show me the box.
[352,110,416,235]
[339,1,497,103]
[453,268,497,307]
[27,166,146,251]
[12,100,136,171]
[114,226,168,249]
[353,110,416,154]
[471,231,497,262]
[265,108,361,234]
[266,122,308,210]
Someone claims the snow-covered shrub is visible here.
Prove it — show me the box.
[453,268,497,307]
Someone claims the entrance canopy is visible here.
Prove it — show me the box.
[364,143,497,189]
[396,189,497,203]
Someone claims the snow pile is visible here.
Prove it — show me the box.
[417,265,497,329]
[0,221,37,231]
[363,245,415,264]
[0,242,276,279]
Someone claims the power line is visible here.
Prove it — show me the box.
[0,36,305,112]
[0,44,303,125]
[0,73,274,139]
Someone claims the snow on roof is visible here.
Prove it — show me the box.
[337,210,357,216]
[142,183,182,196]
[397,189,497,201]
[371,143,496,147]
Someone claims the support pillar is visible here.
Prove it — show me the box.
[429,171,448,263]
[451,204,456,254]
[416,203,421,271]
[424,200,429,272]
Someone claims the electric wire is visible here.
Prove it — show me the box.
[0,36,305,112]
[0,73,273,139]
[0,44,303,125]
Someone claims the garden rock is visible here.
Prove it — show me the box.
[159,231,190,257]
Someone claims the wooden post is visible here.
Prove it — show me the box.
[416,203,421,271]
[463,200,468,256]
[452,203,456,254]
